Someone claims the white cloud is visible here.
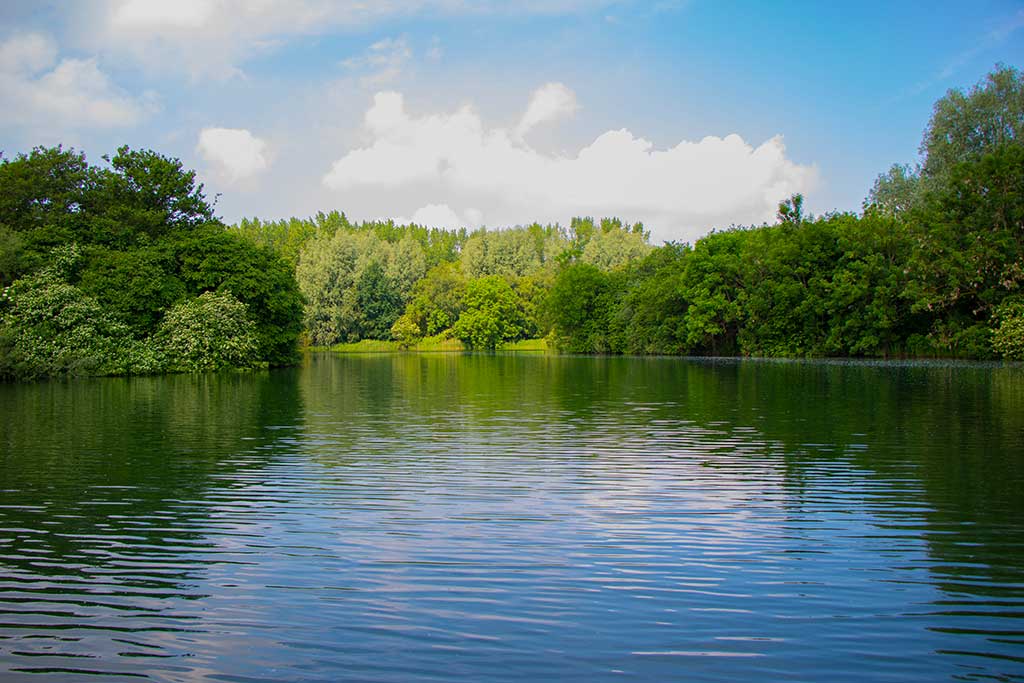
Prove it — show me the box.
[323,88,818,242]
[111,0,214,29]
[196,127,270,182]
[341,37,412,87]
[394,203,478,229]
[515,82,578,138]
[94,0,617,80]
[98,0,351,80]
[0,32,153,129]
[0,32,58,73]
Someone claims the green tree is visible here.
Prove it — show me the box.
[739,218,839,356]
[0,146,90,237]
[991,301,1024,360]
[78,246,186,334]
[921,65,1024,182]
[452,275,528,350]
[679,230,746,355]
[824,214,917,356]
[296,230,407,344]
[0,145,302,377]
[233,214,342,268]
[87,146,215,246]
[903,143,1024,356]
[610,243,689,354]
[580,228,652,270]
[0,225,26,286]
[864,164,923,216]
[356,260,403,339]
[387,233,428,298]
[460,228,547,278]
[546,263,616,352]
[402,262,467,336]
[0,146,91,278]
[390,313,423,348]
[172,228,304,365]
[776,193,805,225]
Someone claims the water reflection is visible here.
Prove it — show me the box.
[0,355,1021,681]
[0,371,303,678]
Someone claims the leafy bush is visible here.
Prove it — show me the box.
[157,291,261,372]
[0,251,161,380]
[992,302,1024,360]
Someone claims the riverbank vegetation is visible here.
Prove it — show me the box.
[1,66,1021,380]
[0,146,303,380]
[241,66,1024,361]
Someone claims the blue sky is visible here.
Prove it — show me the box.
[1,1,1022,243]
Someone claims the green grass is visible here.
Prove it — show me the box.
[326,334,463,353]
[314,335,549,354]
[501,338,549,351]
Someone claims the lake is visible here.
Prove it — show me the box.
[1,353,1022,681]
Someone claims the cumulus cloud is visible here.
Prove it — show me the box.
[0,32,153,129]
[323,87,817,242]
[393,203,484,229]
[515,82,578,138]
[393,203,477,229]
[196,127,270,182]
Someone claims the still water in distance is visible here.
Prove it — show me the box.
[1,353,1022,682]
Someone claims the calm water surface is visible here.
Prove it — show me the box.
[1,353,1022,681]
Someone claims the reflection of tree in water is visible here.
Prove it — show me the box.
[739,362,1023,584]
[300,355,1024,573]
[0,370,305,676]
[616,359,1024,583]
[580,357,1024,669]
[0,370,303,584]
[299,352,576,460]
[300,353,1024,671]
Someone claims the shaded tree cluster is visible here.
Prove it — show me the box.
[547,66,1024,359]
[0,146,303,380]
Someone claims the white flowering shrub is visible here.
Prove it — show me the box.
[992,302,1024,361]
[157,291,260,372]
[0,265,162,379]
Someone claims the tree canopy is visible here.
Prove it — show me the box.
[0,147,303,379]
[3,65,1022,380]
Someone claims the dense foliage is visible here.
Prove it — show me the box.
[0,147,303,380]
[536,66,1024,360]
[452,276,530,350]
[263,212,648,350]
[226,68,1021,361]
[3,66,1021,380]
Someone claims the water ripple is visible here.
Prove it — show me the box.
[0,354,1022,681]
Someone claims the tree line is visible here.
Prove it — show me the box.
[241,213,649,351]
[238,66,1022,360]
[0,146,303,380]
[1,65,1021,380]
